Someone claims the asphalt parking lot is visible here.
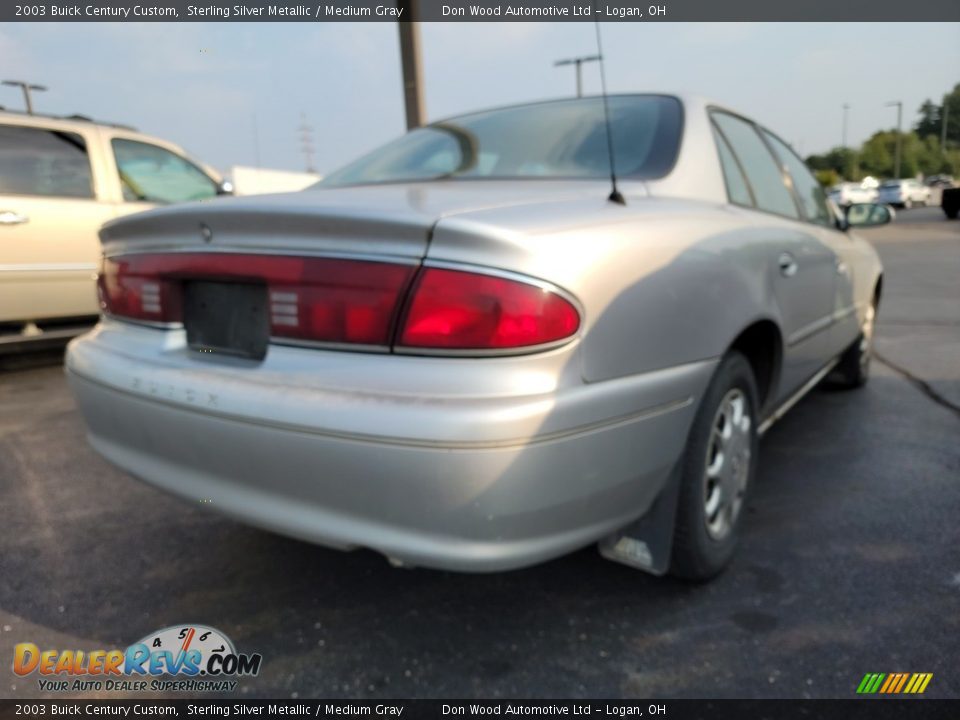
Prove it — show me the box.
[1,207,958,700]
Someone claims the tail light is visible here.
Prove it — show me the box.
[98,254,580,354]
[397,268,580,350]
[98,254,415,346]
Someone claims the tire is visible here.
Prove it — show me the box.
[831,301,876,388]
[945,207,958,220]
[670,351,759,581]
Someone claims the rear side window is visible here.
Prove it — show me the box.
[711,124,754,207]
[112,139,218,204]
[711,112,800,220]
[0,124,94,198]
[762,130,832,227]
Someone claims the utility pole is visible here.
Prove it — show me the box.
[842,103,850,148]
[554,55,601,98]
[886,100,903,178]
[297,113,316,173]
[397,0,425,130]
[2,80,46,114]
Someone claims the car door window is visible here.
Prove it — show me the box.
[0,124,94,198]
[112,139,218,204]
[762,130,832,227]
[711,123,754,207]
[711,112,800,220]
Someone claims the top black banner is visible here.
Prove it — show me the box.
[5,0,960,22]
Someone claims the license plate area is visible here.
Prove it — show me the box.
[183,281,269,360]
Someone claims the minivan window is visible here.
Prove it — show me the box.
[711,112,800,220]
[112,139,218,204]
[321,95,683,187]
[762,130,832,227]
[0,124,94,198]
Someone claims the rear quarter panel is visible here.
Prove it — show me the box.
[429,196,781,383]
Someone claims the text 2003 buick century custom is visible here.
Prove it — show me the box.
[67,95,887,579]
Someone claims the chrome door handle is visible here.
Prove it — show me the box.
[0,211,28,225]
[778,252,798,278]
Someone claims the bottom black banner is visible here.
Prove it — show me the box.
[1,700,958,720]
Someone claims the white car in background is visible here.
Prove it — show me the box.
[828,182,878,208]
[0,110,227,347]
[877,179,931,209]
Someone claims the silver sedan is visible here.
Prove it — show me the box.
[66,94,887,579]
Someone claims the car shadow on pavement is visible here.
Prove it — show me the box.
[3,363,959,697]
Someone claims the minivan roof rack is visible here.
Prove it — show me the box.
[0,107,137,131]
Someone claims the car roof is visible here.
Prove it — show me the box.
[0,108,137,131]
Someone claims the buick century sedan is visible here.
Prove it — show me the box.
[66,94,888,579]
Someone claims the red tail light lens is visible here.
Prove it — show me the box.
[398,268,580,350]
[98,254,580,353]
[98,254,415,346]
[98,257,182,323]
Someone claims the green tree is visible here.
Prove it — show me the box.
[805,147,859,180]
[915,100,941,139]
[915,82,960,147]
[859,132,894,177]
[814,169,840,187]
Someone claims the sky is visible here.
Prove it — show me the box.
[1,22,958,176]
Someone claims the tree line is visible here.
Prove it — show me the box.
[806,82,960,186]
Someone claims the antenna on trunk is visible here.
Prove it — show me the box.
[594,22,625,206]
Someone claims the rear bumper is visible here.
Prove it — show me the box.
[66,321,715,571]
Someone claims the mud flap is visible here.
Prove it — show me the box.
[597,463,682,575]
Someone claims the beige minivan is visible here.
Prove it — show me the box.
[0,110,226,344]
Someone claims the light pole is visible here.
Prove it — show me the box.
[396,0,425,130]
[2,80,46,115]
[842,103,850,148]
[554,55,601,98]
[886,100,903,178]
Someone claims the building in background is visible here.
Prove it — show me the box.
[229,165,321,195]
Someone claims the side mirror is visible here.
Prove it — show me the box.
[845,202,894,229]
[216,180,234,196]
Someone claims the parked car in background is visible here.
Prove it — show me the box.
[828,182,878,208]
[0,110,228,348]
[942,186,960,219]
[67,94,888,581]
[877,179,931,208]
[924,174,955,189]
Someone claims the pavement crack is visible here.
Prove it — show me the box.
[875,351,960,419]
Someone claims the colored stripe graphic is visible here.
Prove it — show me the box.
[893,673,909,693]
[857,672,932,694]
[879,674,896,693]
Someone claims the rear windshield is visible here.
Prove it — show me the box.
[319,95,683,187]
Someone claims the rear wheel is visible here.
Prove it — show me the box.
[671,352,759,581]
[831,301,876,388]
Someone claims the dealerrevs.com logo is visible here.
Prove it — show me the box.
[13,624,262,693]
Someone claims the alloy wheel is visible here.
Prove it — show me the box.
[703,388,753,541]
